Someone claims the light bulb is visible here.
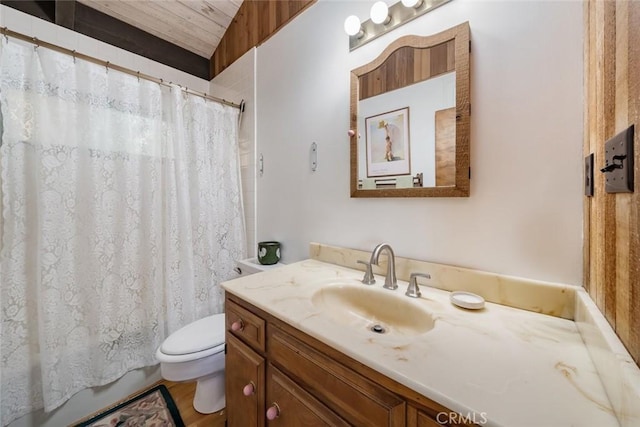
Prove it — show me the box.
[343,15,362,36]
[401,0,423,7]
[370,1,390,25]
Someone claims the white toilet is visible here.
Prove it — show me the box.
[156,258,284,413]
[156,314,226,414]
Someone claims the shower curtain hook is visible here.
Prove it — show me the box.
[106,61,110,73]
[137,71,140,82]
[72,50,77,63]
[32,37,39,50]
[2,27,8,43]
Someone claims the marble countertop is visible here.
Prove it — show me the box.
[222,259,618,427]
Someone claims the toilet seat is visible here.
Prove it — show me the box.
[156,314,225,363]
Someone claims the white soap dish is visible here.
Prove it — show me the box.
[450,291,485,310]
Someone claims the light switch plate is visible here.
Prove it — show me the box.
[585,153,594,197]
[602,125,634,193]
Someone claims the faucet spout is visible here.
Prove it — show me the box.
[370,243,398,290]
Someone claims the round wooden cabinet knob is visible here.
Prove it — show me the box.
[242,382,255,396]
[231,320,244,332]
[266,403,280,420]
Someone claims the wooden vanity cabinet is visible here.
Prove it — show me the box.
[225,295,473,427]
[268,324,405,426]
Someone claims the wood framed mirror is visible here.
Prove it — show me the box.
[350,22,470,197]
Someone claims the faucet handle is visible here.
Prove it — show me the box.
[405,272,431,298]
[357,260,376,285]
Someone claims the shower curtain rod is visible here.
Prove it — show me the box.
[0,26,241,109]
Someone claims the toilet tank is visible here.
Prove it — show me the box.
[235,257,285,277]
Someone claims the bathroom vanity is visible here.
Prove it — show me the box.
[225,295,459,426]
[222,244,638,427]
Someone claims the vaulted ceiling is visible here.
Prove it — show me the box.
[77,0,243,58]
[1,0,315,79]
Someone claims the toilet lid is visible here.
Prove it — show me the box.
[161,314,225,356]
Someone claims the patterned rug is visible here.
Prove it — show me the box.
[74,384,185,427]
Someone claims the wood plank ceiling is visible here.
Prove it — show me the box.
[78,0,242,58]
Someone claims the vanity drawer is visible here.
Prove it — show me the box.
[268,325,406,427]
[266,364,350,426]
[226,298,266,352]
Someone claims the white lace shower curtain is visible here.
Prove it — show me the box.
[0,39,246,425]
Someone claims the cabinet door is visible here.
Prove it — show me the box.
[266,364,350,427]
[226,333,265,427]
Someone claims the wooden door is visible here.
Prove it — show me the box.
[435,107,456,186]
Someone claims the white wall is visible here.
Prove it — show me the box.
[210,48,258,258]
[256,0,584,285]
[1,6,212,426]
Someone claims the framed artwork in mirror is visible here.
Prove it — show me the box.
[365,107,411,177]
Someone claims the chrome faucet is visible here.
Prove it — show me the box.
[357,260,376,285]
[370,243,397,290]
[405,272,431,298]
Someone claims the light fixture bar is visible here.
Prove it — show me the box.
[349,0,453,51]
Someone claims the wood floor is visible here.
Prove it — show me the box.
[162,380,226,427]
[73,380,226,427]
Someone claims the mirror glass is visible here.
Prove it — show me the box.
[350,22,470,197]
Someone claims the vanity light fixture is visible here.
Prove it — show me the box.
[346,0,453,51]
[370,1,391,25]
[344,15,364,38]
[401,0,424,8]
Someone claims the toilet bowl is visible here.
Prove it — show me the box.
[156,313,226,414]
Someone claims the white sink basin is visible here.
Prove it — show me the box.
[311,283,435,336]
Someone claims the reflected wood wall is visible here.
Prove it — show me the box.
[359,40,455,101]
[210,0,315,77]
[584,0,640,366]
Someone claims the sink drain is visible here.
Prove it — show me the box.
[370,324,386,334]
